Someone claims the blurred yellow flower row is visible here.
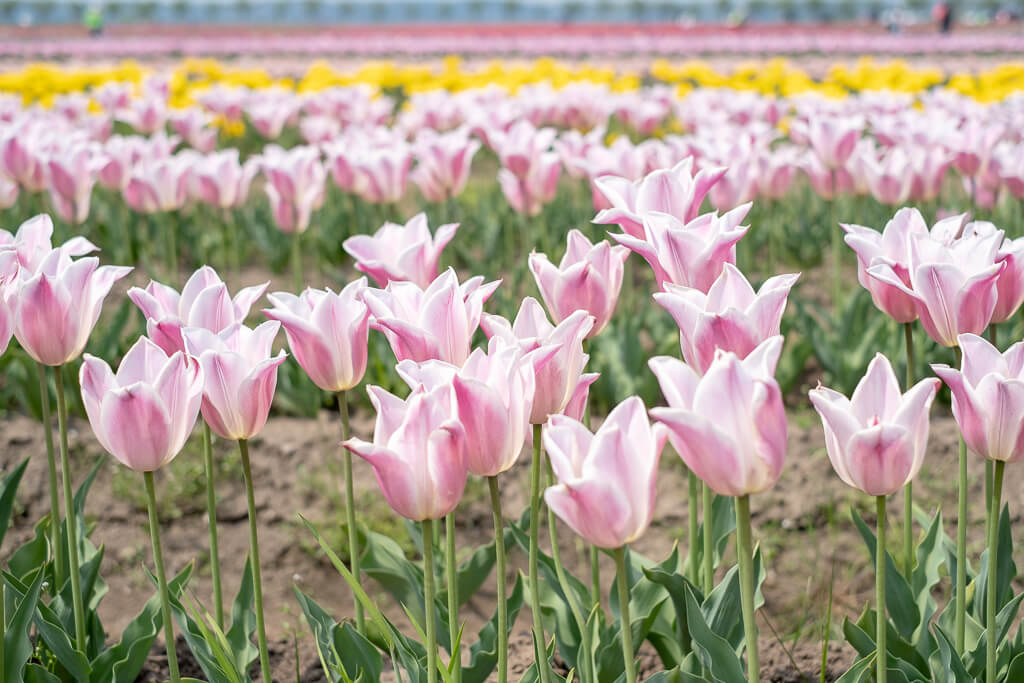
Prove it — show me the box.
[2,55,1023,105]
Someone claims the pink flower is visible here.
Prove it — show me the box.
[169,108,219,153]
[411,129,481,203]
[47,144,103,225]
[351,144,414,204]
[611,203,750,293]
[246,100,300,140]
[263,279,370,393]
[123,155,192,214]
[544,396,667,548]
[182,321,288,440]
[650,337,786,496]
[116,95,167,135]
[529,229,629,338]
[344,383,467,521]
[259,145,327,234]
[79,336,204,472]
[498,153,561,217]
[481,297,595,424]
[10,249,131,366]
[792,115,862,169]
[0,127,47,192]
[593,158,726,239]
[342,213,458,289]
[811,354,940,495]
[0,250,20,354]
[363,268,499,366]
[654,263,799,375]
[992,234,1024,324]
[932,334,1024,463]
[128,266,269,355]
[0,214,97,272]
[192,149,259,210]
[861,147,914,206]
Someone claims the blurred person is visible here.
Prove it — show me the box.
[932,2,952,33]
[84,5,104,37]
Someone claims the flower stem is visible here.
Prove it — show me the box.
[201,421,223,629]
[0,570,5,676]
[423,518,438,683]
[164,212,177,281]
[529,423,552,683]
[238,439,271,683]
[687,469,699,584]
[291,231,303,293]
[445,513,461,683]
[487,477,509,683]
[876,496,888,683]
[36,362,63,591]
[144,471,180,683]
[54,364,86,651]
[338,391,364,633]
[903,322,915,581]
[589,546,600,608]
[702,483,714,593]
[735,495,759,683]
[829,185,842,310]
[954,345,967,654]
[986,460,1004,683]
[613,547,636,683]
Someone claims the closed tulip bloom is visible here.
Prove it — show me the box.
[810,354,940,495]
[344,384,467,521]
[544,396,667,548]
[650,336,786,497]
[869,222,1005,347]
[343,213,458,289]
[843,208,929,323]
[654,263,799,375]
[0,250,19,355]
[79,336,204,472]
[593,158,726,239]
[481,297,595,423]
[611,203,750,293]
[192,149,259,210]
[411,129,481,203]
[124,156,192,214]
[11,249,131,366]
[529,230,629,337]
[792,115,862,169]
[182,321,287,441]
[47,144,103,225]
[258,145,327,234]
[0,129,47,192]
[991,235,1024,324]
[364,268,499,366]
[128,266,268,355]
[498,152,561,217]
[263,279,370,393]
[0,214,97,272]
[932,334,1024,463]
[351,144,414,204]
[169,108,219,153]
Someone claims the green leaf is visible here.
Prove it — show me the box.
[293,586,383,682]
[463,574,525,683]
[3,568,46,683]
[834,654,873,683]
[1005,652,1024,682]
[7,516,50,584]
[846,609,929,680]
[964,593,1024,678]
[931,623,971,682]
[225,555,260,677]
[438,540,495,610]
[682,583,746,683]
[0,458,29,549]
[972,504,1017,626]
[359,528,427,628]
[23,664,61,683]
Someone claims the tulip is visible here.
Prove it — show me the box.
[792,115,862,169]
[497,152,561,217]
[654,263,799,375]
[364,268,499,366]
[246,100,300,140]
[610,203,750,293]
[593,157,726,239]
[47,144,103,225]
[169,108,219,153]
[0,214,97,273]
[0,128,47,192]
[0,250,16,355]
[529,230,629,338]
[932,333,1023,681]
[192,149,259,210]
[128,266,269,356]
[123,155,192,214]
[258,145,327,235]
[343,213,458,289]
[991,235,1024,324]
[411,129,481,203]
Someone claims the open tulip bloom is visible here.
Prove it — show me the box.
[342,213,458,289]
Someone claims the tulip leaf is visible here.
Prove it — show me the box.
[293,586,383,683]
[463,573,524,683]
[23,664,61,683]
[3,568,46,683]
[225,555,260,677]
[851,508,919,640]
[594,595,665,683]
[964,592,1023,678]
[846,609,929,680]
[682,583,745,683]
[1005,652,1024,682]
[643,566,698,660]
[7,514,51,585]
[834,653,873,683]
[438,539,495,610]
[0,457,29,550]
[971,504,1016,626]
[931,623,971,682]
[359,527,427,624]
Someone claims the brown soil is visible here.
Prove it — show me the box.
[2,404,1018,681]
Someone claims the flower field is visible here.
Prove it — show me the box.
[1,48,1024,682]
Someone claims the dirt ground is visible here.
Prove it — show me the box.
[1,399,1018,681]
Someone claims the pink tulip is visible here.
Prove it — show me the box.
[932,334,1024,463]
[79,336,204,472]
[810,354,940,495]
[481,297,595,423]
[263,279,370,393]
[649,336,786,496]
[396,336,541,476]
[351,144,414,204]
[842,208,929,323]
[611,203,750,293]
[991,235,1024,324]
[0,128,47,192]
[246,100,300,140]
[793,115,862,169]
[192,150,259,210]
[0,214,97,272]
[861,147,914,206]
[116,96,168,135]
[529,230,629,338]
[344,383,467,521]
[498,152,561,217]
[654,263,799,375]
[411,129,481,203]
[169,108,218,153]
[128,266,269,355]
[97,133,177,192]
[0,250,19,354]
[342,213,458,289]
[593,158,726,239]
[869,219,1005,347]
[11,249,131,366]
[544,396,667,548]
[182,321,287,440]
[258,145,327,234]
[0,175,18,209]
[47,145,103,225]
[363,268,499,366]
[124,155,192,214]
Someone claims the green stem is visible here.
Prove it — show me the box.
[144,471,180,683]
[423,518,438,683]
[954,346,967,654]
[830,183,842,311]
[164,212,177,281]
[54,364,86,651]
[702,483,714,593]
[735,495,759,683]
[223,208,240,280]
[291,230,303,293]
[238,439,271,683]
[903,322,915,581]
[613,548,636,683]
[985,460,993,540]
[0,572,4,676]
[986,460,1005,683]
[339,391,364,633]
[37,363,63,591]
[529,424,552,683]
[488,477,509,683]
[687,469,700,584]
[589,546,600,609]
[445,513,461,683]
[201,421,224,629]
[876,496,888,683]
